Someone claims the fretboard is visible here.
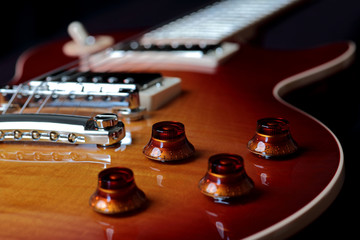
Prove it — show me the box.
[90,0,303,73]
[140,0,300,46]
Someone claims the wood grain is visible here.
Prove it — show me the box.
[0,36,353,239]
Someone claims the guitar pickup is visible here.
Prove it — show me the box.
[105,41,239,72]
[0,113,125,147]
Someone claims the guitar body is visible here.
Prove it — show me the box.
[0,31,354,239]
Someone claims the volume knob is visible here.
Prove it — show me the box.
[89,167,147,215]
[143,121,195,162]
[247,118,298,159]
[199,154,254,202]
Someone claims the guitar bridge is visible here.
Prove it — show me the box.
[0,113,125,147]
[0,71,181,119]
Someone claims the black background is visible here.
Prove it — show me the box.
[0,0,359,238]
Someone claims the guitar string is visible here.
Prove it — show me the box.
[70,57,108,117]
[23,65,78,115]
[9,3,203,115]
[55,94,67,114]
[76,53,141,116]
[3,0,256,117]
[5,0,298,115]
[1,1,206,117]
[35,64,90,115]
[70,94,85,116]
[7,18,173,116]
[19,81,48,114]
[7,40,153,116]
[36,89,54,114]
[2,83,23,115]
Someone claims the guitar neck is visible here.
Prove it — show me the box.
[140,0,301,46]
[88,0,303,73]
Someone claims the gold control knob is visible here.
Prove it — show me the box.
[143,121,195,162]
[247,118,298,159]
[89,167,147,215]
[199,154,254,202]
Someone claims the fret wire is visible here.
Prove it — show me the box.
[140,0,298,45]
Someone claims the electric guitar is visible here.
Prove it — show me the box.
[0,0,354,239]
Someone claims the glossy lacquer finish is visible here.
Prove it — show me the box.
[199,153,254,201]
[143,121,195,161]
[0,34,353,239]
[247,117,298,158]
[89,167,147,214]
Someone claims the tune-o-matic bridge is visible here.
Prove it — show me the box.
[0,71,181,118]
[0,71,181,145]
[0,113,125,147]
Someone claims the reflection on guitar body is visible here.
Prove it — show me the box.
[0,0,355,239]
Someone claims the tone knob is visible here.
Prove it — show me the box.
[199,153,254,202]
[89,167,147,215]
[247,118,298,158]
[143,121,195,162]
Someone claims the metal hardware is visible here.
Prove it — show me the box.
[0,72,164,120]
[94,113,119,129]
[114,106,146,121]
[0,113,125,147]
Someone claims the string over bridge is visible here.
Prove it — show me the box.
[0,71,168,120]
